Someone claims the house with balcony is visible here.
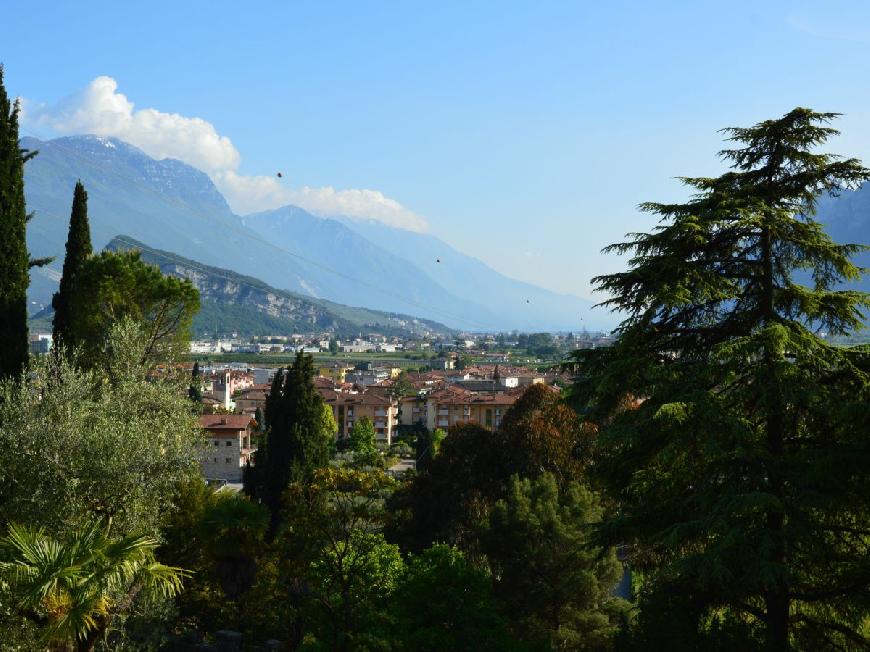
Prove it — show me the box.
[322,391,399,446]
[399,385,523,433]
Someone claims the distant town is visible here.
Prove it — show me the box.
[31,329,616,363]
[27,327,616,485]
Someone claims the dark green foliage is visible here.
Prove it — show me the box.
[159,480,272,636]
[281,467,401,650]
[494,383,591,486]
[414,426,445,473]
[158,478,218,632]
[0,65,31,379]
[199,492,269,600]
[51,181,92,350]
[391,385,592,554]
[188,360,203,403]
[65,250,200,366]
[392,544,525,652]
[577,108,870,650]
[389,423,499,553]
[622,580,763,651]
[247,351,333,530]
[485,473,627,650]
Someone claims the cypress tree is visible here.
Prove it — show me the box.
[250,352,333,529]
[188,360,203,403]
[575,109,870,650]
[52,181,92,350]
[0,65,32,379]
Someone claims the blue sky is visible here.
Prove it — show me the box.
[3,1,869,299]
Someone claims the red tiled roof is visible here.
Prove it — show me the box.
[237,391,267,401]
[199,414,253,430]
[345,393,393,406]
[411,384,527,407]
[321,390,395,407]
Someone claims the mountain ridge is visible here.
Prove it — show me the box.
[21,135,510,329]
[25,134,863,332]
[105,235,455,338]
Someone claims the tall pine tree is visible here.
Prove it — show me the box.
[248,351,334,530]
[0,65,32,379]
[52,181,92,350]
[575,109,870,650]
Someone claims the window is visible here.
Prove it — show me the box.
[226,441,232,447]
[213,440,219,446]
[225,457,232,464]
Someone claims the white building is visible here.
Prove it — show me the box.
[198,414,255,483]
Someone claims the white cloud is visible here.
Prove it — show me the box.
[23,76,428,231]
[211,171,428,232]
[27,76,240,173]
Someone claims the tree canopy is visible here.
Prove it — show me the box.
[246,351,334,530]
[348,415,379,466]
[281,467,400,650]
[392,544,524,652]
[0,322,201,538]
[65,250,199,367]
[574,108,870,650]
[485,473,627,650]
[0,65,32,379]
[52,181,92,351]
[391,384,594,554]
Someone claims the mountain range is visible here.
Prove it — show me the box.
[812,186,870,293]
[22,135,608,332]
[104,235,454,338]
[21,135,868,332]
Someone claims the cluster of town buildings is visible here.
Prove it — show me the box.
[29,328,615,358]
[188,334,411,355]
[25,327,598,484]
[196,361,567,483]
[186,330,615,356]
